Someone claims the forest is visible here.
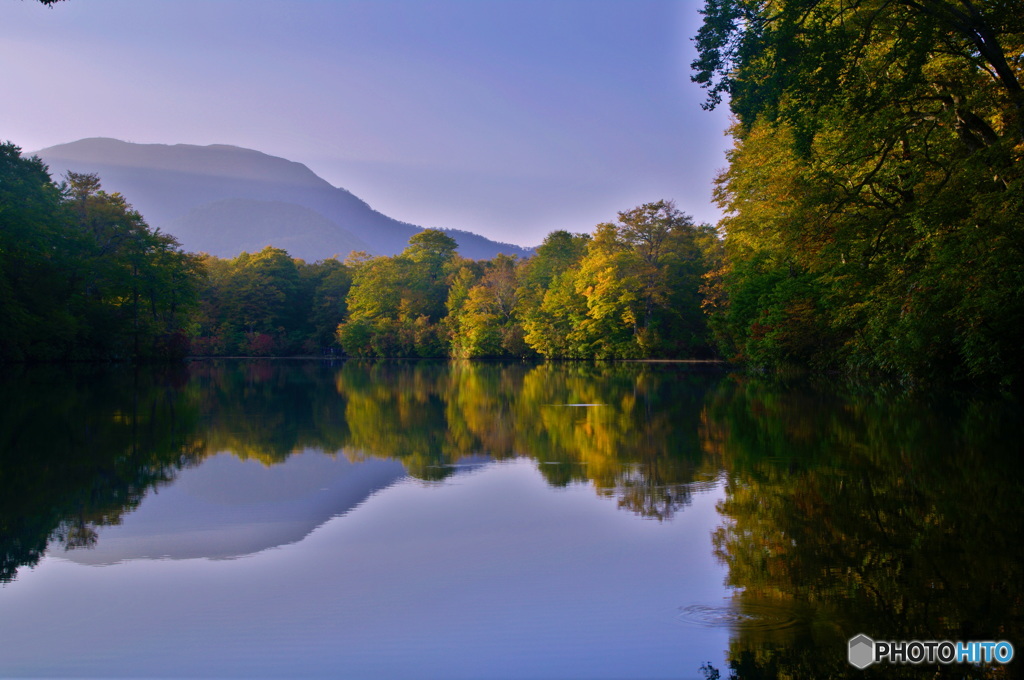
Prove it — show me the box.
[0,144,201,362]
[1,0,1022,384]
[152,201,720,361]
[0,147,720,364]
[692,0,1024,384]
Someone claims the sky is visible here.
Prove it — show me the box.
[1,0,732,248]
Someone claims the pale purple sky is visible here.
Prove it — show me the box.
[1,0,731,247]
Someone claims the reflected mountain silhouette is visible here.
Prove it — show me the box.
[58,450,407,564]
[2,360,721,581]
[3,362,1021,679]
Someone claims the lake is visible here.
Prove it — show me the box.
[0,360,1021,679]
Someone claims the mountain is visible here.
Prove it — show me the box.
[32,138,532,261]
[165,198,370,259]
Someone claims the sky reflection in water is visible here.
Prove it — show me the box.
[2,455,729,679]
[1,360,1021,679]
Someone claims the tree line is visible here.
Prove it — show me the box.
[1,140,719,362]
[5,0,1023,383]
[191,202,720,360]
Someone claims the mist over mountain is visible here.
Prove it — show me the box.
[33,138,532,261]
[165,198,370,259]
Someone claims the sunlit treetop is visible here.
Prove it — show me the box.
[691,0,1024,145]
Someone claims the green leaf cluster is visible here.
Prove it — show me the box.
[336,230,458,358]
[522,202,719,359]
[694,0,1024,384]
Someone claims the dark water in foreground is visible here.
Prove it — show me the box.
[0,360,1021,679]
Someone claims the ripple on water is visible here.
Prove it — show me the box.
[677,601,804,634]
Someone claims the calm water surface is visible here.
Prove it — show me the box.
[0,361,1021,679]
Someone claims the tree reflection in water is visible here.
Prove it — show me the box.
[1,361,1019,680]
[701,376,1024,679]
[0,360,720,582]
[0,364,203,582]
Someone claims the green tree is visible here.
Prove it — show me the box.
[223,247,302,354]
[0,143,75,361]
[2,151,202,362]
[401,229,460,325]
[567,201,715,358]
[517,230,590,293]
[193,248,348,356]
[517,231,591,358]
[337,231,459,357]
[694,0,1024,383]
[337,253,409,357]
[62,172,200,360]
[522,268,591,358]
[447,254,526,358]
[301,258,352,353]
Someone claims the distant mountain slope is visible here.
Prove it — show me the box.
[166,198,369,260]
[33,138,532,261]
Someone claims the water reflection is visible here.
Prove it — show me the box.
[702,376,1024,679]
[0,364,203,581]
[1,361,1020,679]
[58,452,406,564]
[0,360,722,582]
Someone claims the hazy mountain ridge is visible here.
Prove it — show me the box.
[33,138,533,261]
[166,198,370,260]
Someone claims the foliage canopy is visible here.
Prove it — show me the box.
[693,0,1024,384]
